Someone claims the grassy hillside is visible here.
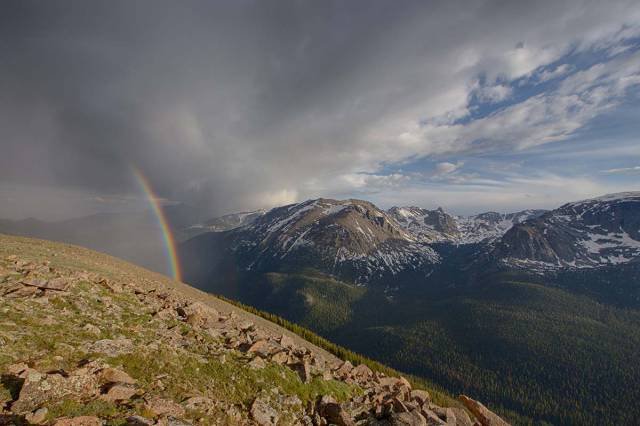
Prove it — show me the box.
[1,234,484,425]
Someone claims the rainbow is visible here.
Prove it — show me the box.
[132,168,182,282]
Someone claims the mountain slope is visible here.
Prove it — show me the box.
[495,192,640,270]
[0,234,507,426]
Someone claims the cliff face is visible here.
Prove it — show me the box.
[0,234,507,426]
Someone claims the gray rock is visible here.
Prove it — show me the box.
[250,397,279,426]
[390,411,428,426]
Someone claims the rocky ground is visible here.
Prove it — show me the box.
[0,234,508,425]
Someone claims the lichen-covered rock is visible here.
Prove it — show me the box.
[250,397,279,426]
[12,369,99,414]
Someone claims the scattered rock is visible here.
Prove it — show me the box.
[334,361,354,379]
[144,397,186,418]
[126,415,155,425]
[459,395,510,426]
[86,338,134,356]
[248,357,267,370]
[98,367,136,385]
[25,407,48,424]
[449,407,474,426]
[351,364,373,381]
[6,362,29,376]
[411,389,431,406]
[420,408,446,425]
[390,411,428,426]
[182,396,213,411]
[21,277,70,291]
[100,384,137,402]
[83,323,102,336]
[289,360,312,383]
[53,416,102,426]
[250,397,279,426]
[317,395,355,426]
[279,334,295,348]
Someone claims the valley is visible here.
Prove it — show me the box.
[181,192,640,425]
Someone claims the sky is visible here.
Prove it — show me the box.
[1,0,639,220]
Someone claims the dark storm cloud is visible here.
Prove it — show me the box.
[1,0,639,218]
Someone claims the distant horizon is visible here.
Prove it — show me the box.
[2,187,638,222]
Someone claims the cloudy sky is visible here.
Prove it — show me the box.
[1,0,639,220]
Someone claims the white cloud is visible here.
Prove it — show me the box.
[474,84,512,103]
[383,52,640,157]
[601,166,640,174]
[535,64,573,82]
[434,161,464,175]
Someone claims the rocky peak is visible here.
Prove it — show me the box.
[495,192,640,270]
[222,198,439,283]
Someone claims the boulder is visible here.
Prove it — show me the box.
[144,397,186,418]
[390,411,428,426]
[449,407,474,426]
[250,397,279,426]
[182,302,218,327]
[126,415,155,425]
[98,367,136,385]
[82,324,102,336]
[279,334,295,348]
[420,409,446,426]
[12,369,99,414]
[333,361,354,379]
[21,277,70,291]
[25,407,48,424]
[248,357,267,370]
[317,395,355,426]
[410,390,431,406]
[182,396,214,411]
[100,384,137,402]
[459,395,510,426]
[53,416,102,426]
[351,364,373,381]
[271,351,289,365]
[289,360,312,383]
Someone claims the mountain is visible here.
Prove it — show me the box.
[181,192,640,424]
[184,198,440,287]
[387,206,546,244]
[0,233,511,425]
[495,192,640,270]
